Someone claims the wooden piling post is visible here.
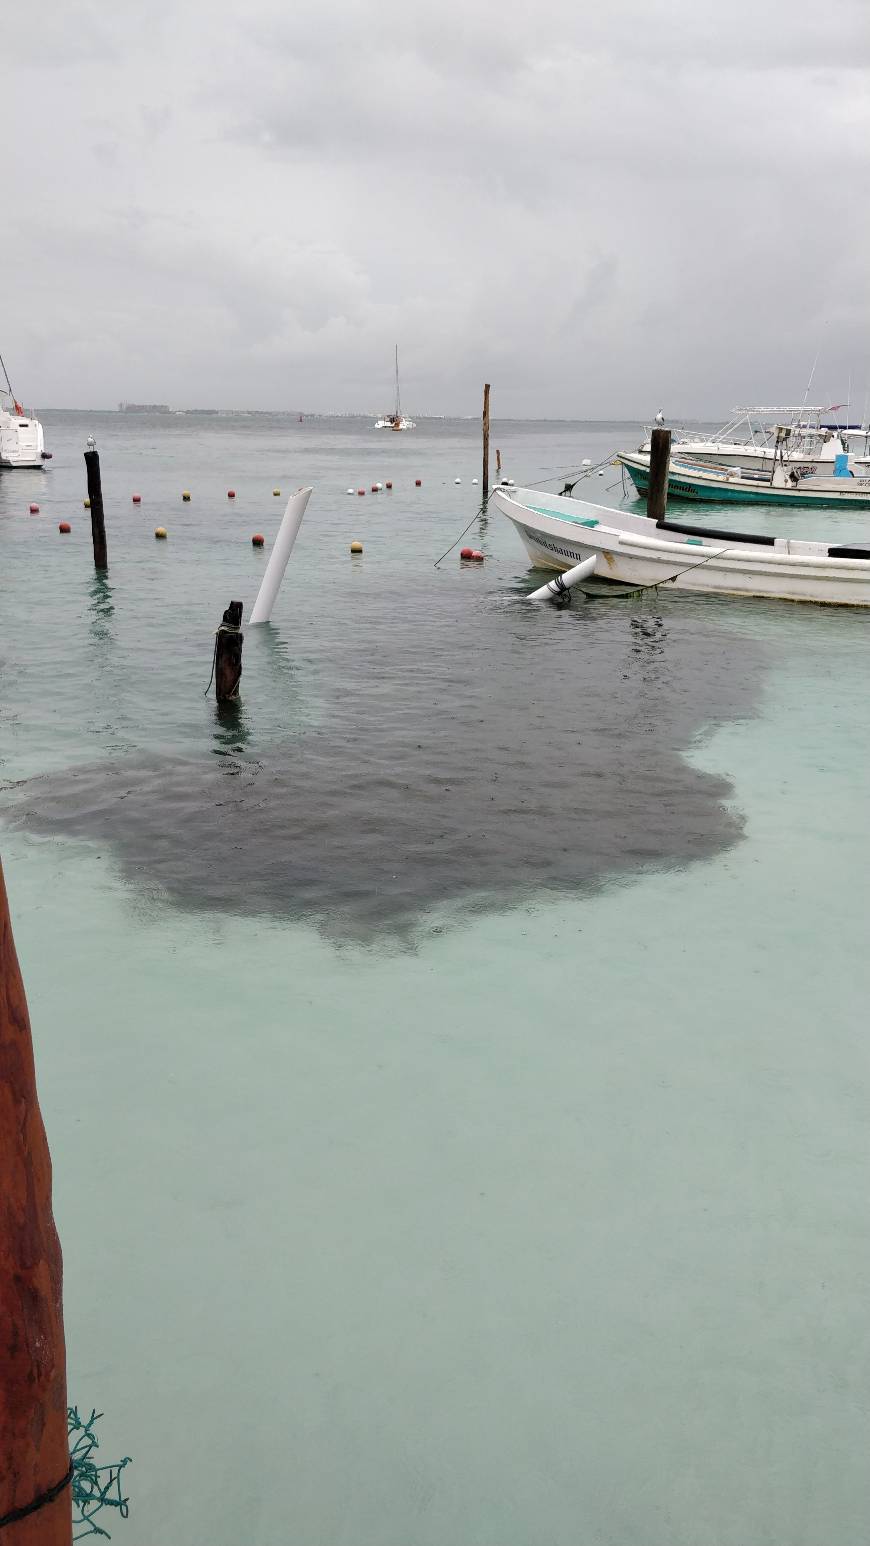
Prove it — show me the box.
[84,442,108,570]
[496,448,501,480]
[214,601,244,703]
[647,427,671,523]
[482,383,491,499]
[0,861,72,1546]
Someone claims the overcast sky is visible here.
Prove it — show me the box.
[4,0,869,416]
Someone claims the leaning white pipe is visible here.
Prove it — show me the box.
[248,486,313,624]
[527,555,596,602]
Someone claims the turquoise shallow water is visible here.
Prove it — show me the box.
[2,415,870,1545]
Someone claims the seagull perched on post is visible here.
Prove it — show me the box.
[654,409,664,426]
[86,434,96,450]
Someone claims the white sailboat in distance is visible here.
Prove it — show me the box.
[375,347,415,430]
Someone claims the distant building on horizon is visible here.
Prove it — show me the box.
[118,401,171,413]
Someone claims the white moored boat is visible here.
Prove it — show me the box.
[0,353,47,469]
[638,407,867,474]
[492,484,870,607]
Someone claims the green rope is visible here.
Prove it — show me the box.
[68,1408,132,1541]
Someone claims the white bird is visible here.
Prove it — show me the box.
[654,410,664,426]
[86,435,96,450]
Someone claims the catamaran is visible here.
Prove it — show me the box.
[492,483,870,606]
[375,347,415,430]
[0,352,47,469]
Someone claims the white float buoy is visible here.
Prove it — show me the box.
[346,488,355,495]
[582,458,592,467]
[527,556,596,603]
[455,478,461,485]
[248,486,313,624]
[597,469,605,476]
[472,477,479,485]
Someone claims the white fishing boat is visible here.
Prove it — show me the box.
[638,407,864,473]
[0,353,48,469]
[619,439,870,509]
[375,347,415,430]
[492,483,870,606]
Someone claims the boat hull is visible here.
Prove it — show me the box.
[0,413,45,469]
[492,487,870,606]
[620,453,870,509]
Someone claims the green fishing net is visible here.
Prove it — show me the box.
[68,1408,131,1541]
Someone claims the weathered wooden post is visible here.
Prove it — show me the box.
[495,448,502,481]
[0,861,72,1546]
[482,383,491,499]
[84,438,108,571]
[214,601,244,703]
[647,427,671,523]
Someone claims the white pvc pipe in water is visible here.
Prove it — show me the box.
[248,486,313,624]
[527,555,596,602]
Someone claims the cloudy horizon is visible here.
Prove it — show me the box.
[5,0,869,418]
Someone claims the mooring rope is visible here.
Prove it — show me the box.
[0,1462,74,1530]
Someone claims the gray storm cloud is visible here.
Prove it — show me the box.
[5,0,869,415]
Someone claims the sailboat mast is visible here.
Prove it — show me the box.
[395,345,401,419]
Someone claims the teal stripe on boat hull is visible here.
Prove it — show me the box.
[623,463,870,509]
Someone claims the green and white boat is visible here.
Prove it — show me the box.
[619,444,870,510]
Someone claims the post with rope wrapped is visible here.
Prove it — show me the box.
[214,601,244,703]
[647,427,671,523]
[482,383,491,499]
[0,860,72,1546]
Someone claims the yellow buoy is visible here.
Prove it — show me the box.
[83,498,91,508]
[155,527,168,540]
[273,488,281,496]
[182,491,191,501]
[350,540,363,554]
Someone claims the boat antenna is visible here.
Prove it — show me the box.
[801,349,819,415]
[0,350,14,399]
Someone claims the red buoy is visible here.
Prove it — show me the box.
[415,478,422,486]
[385,480,393,490]
[471,550,485,561]
[460,547,474,560]
[357,488,365,496]
[29,503,39,514]
[227,490,236,498]
[58,522,71,534]
[252,534,265,547]
[371,484,378,493]
[132,493,141,503]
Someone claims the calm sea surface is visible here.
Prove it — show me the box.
[2,413,869,1545]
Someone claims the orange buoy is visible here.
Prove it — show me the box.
[227,490,236,498]
[252,534,265,547]
[357,488,365,496]
[58,522,71,534]
[132,493,141,503]
[415,478,422,487]
[29,503,39,514]
[155,527,168,539]
[350,540,363,554]
[460,547,474,560]
[470,550,485,561]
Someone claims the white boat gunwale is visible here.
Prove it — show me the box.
[492,484,870,607]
